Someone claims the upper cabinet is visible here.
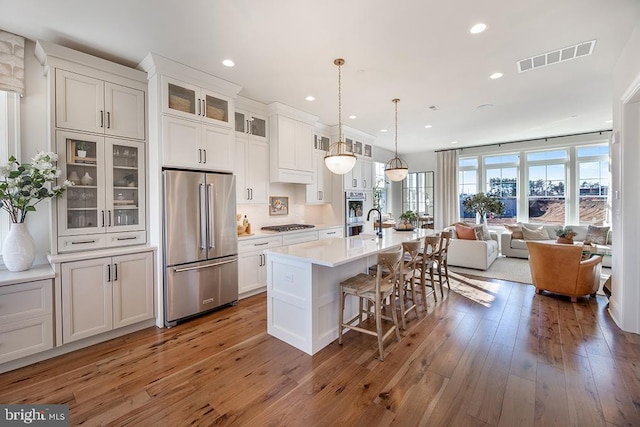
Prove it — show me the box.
[235,110,267,141]
[55,69,145,140]
[161,76,233,129]
[268,102,317,184]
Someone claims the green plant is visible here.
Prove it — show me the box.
[555,226,577,239]
[462,193,505,218]
[0,152,72,223]
[76,142,87,151]
[399,210,417,221]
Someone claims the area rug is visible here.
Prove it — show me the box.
[449,256,611,295]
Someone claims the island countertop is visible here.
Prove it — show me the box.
[265,228,436,267]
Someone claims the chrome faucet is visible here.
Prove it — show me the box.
[366,208,383,238]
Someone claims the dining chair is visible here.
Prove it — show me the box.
[398,241,421,328]
[338,246,403,361]
[431,231,452,297]
[416,235,439,308]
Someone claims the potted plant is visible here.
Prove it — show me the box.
[398,210,417,230]
[462,193,505,224]
[555,226,577,244]
[76,141,87,158]
[0,152,72,271]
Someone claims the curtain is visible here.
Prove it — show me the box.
[435,150,459,229]
[0,30,25,95]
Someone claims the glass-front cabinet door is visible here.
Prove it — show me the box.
[57,131,105,236]
[107,140,145,231]
[162,76,231,128]
[235,110,267,139]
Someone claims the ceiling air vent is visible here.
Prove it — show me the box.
[517,39,596,73]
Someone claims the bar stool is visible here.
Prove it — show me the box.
[415,235,439,308]
[338,246,403,361]
[431,231,452,297]
[398,241,421,328]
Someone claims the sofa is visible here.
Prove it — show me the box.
[442,224,499,270]
[500,223,611,267]
[527,241,602,302]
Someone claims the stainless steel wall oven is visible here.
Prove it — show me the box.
[345,191,366,236]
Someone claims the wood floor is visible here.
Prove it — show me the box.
[1,273,639,426]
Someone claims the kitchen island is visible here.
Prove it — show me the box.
[264,228,435,355]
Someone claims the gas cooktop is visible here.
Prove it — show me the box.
[261,224,315,232]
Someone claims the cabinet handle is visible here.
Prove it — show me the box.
[352,179,356,188]
[107,264,111,282]
[117,236,138,241]
[254,242,268,246]
[318,190,323,200]
[203,149,207,164]
[108,210,112,227]
[363,179,367,188]
[107,111,111,128]
[114,263,118,281]
[100,110,104,128]
[198,149,202,163]
[196,98,200,115]
[327,232,336,235]
[71,240,96,245]
[202,99,206,117]
[364,193,367,201]
[101,210,105,227]
[247,188,251,200]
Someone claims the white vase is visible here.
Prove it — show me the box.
[2,223,36,272]
[80,172,94,185]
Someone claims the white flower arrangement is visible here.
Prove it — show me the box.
[0,151,72,223]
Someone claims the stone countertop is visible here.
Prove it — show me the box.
[265,228,436,267]
[237,223,343,240]
[0,264,55,287]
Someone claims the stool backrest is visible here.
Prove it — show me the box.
[438,231,452,261]
[377,246,403,293]
[402,240,421,275]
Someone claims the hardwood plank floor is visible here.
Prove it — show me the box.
[1,274,639,426]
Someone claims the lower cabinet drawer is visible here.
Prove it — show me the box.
[0,315,53,364]
[0,279,52,323]
[58,235,107,252]
[107,231,146,247]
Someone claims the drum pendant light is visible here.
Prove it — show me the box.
[385,98,408,181]
[324,58,356,175]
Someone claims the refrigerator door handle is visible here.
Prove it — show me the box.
[173,258,237,273]
[207,183,215,249]
[199,183,206,250]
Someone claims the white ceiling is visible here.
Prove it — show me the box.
[1,0,639,154]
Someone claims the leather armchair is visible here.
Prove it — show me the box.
[527,241,602,302]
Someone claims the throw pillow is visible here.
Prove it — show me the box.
[474,223,492,241]
[504,224,524,239]
[585,225,610,245]
[521,226,549,240]
[455,223,477,240]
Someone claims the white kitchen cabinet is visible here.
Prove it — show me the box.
[55,69,145,140]
[162,76,232,128]
[236,138,269,204]
[0,279,54,364]
[235,109,267,141]
[61,251,154,344]
[306,150,333,204]
[268,103,316,184]
[56,130,146,251]
[343,158,373,191]
[162,115,234,172]
[238,236,282,297]
[282,231,318,245]
[318,227,344,239]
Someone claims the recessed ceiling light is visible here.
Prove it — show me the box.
[451,141,458,144]
[349,115,356,119]
[222,59,235,67]
[380,129,388,132]
[470,23,487,34]
[490,72,503,79]
[305,95,315,101]
[424,125,433,129]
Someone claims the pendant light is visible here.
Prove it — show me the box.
[385,98,409,181]
[325,58,356,175]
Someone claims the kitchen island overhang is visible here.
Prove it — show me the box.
[265,229,435,355]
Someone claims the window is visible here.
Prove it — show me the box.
[402,171,434,225]
[373,162,388,214]
[0,90,21,251]
[577,144,609,225]
[527,149,567,224]
[484,154,518,224]
[458,156,478,221]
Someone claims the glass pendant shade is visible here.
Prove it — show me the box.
[325,141,357,174]
[384,98,408,181]
[324,57,356,175]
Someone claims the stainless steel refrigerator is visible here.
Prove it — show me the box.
[163,169,238,326]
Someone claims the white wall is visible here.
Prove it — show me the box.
[18,40,51,264]
[610,21,640,333]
